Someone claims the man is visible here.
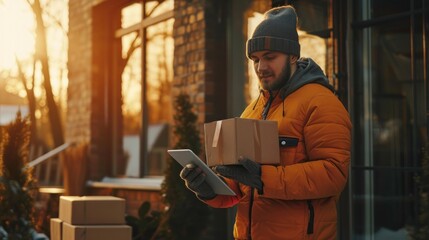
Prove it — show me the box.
[180,5,352,240]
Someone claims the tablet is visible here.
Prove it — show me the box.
[167,149,236,196]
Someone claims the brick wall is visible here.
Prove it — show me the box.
[173,0,227,128]
[68,1,230,237]
[67,0,93,143]
[68,0,108,180]
[172,0,206,126]
[173,1,230,239]
[69,0,230,178]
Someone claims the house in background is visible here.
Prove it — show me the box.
[0,87,28,126]
[67,0,428,239]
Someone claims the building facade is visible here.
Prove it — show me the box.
[67,0,428,239]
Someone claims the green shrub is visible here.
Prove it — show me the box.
[160,93,212,240]
[0,112,37,239]
[126,201,164,240]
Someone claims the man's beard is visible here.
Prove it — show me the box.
[260,57,292,91]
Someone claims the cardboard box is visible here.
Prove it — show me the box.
[59,196,126,225]
[204,118,280,166]
[62,222,131,240]
[50,218,62,240]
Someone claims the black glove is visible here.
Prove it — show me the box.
[180,163,217,200]
[214,157,263,194]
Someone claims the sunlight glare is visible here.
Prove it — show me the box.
[0,0,35,69]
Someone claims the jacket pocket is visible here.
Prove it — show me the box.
[279,136,299,165]
[279,136,299,147]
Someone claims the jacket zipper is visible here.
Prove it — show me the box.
[307,200,314,234]
[248,187,254,240]
[248,92,273,239]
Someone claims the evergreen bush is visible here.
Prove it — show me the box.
[125,201,163,240]
[0,112,37,239]
[160,93,212,240]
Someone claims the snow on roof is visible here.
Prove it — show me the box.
[0,105,29,126]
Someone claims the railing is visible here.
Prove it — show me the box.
[25,142,74,186]
[26,142,73,168]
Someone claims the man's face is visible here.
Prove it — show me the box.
[250,51,291,91]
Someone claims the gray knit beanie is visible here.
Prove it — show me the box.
[247,6,300,58]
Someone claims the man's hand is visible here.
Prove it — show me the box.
[214,157,263,194]
[180,163,217,200]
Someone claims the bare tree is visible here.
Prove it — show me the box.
[26,0,64,147]
[15,57,38,148]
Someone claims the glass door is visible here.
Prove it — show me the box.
[351,0,427,239]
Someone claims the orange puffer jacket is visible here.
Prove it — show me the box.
[205,83,352,240]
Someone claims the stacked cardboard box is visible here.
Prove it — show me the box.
[204,118,280,166]
[50,196,131,240]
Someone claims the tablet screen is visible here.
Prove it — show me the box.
[167,149,236,196]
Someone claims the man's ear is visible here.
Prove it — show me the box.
[290,55,298,64]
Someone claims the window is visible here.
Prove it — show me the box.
[113,0,174,177]
[351,0,426,238]
[245,0,334,102]
[226,0,271,117]
[227,0,335,117]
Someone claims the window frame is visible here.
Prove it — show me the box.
[110,0,174,178]
[349,0,427,238]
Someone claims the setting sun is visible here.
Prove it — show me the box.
[0,0,35,69]
[0,0,69,105]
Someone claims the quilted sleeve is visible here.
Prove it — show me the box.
[203,177,242,208]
